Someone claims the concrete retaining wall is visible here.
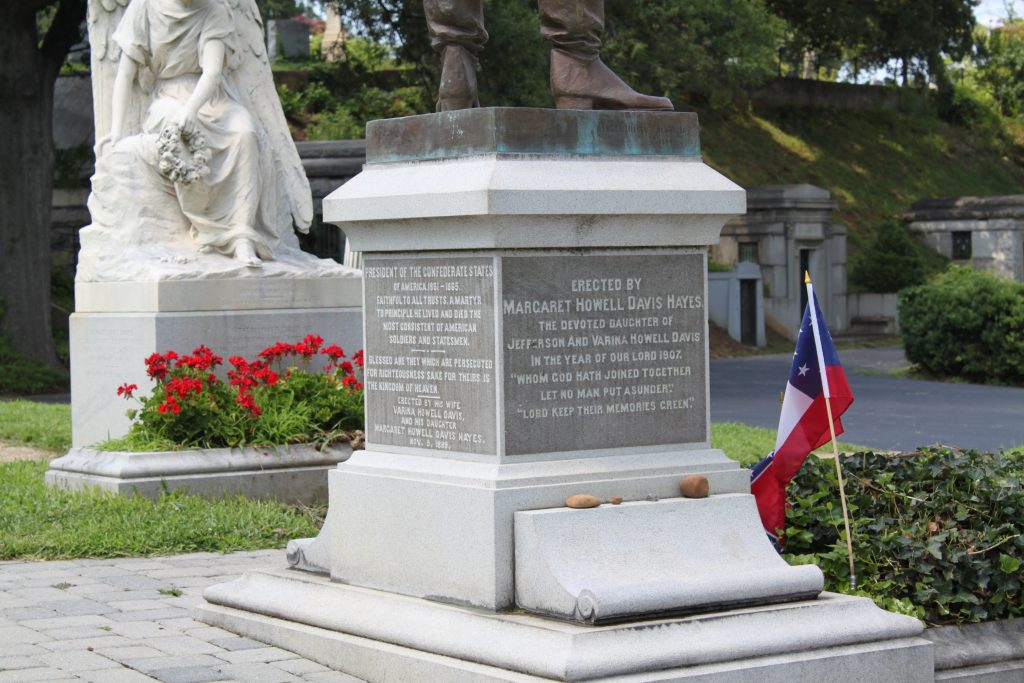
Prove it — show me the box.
[847,292,900,335]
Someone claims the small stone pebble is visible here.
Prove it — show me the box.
[565,494,601,509]
[679,474,710,498]
[609,496,623,505]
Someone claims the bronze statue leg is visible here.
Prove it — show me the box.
[423,0,487,111]
[538,0,673,111]
[537,0,602,61]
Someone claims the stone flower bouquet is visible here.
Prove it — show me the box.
[156,123,212,185]
[112,335,365,451]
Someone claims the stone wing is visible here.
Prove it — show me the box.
[226,0,315,234]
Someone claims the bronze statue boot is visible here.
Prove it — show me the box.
[549,48,673,111]
[436,44,480,111]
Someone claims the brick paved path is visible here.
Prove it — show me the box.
[0,550,362,683]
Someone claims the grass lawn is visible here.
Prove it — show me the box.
[0,460,323,560]
[0,399,72,452]
[0,400,323,561]
[711,422,868,467]
[0,401,869,561]
[700,106,1024,240]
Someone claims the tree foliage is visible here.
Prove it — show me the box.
[848,218,948,293]
[768,0,978,84]
[765,0,874,68]
[256,0,311,19]
[975,19,1024,116]
[601,0,784,105]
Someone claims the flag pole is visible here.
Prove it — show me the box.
[804,272,857,590]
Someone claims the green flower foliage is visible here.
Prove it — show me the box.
[899,266,1024,384]
[785,448,1024,624]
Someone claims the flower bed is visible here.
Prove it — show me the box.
[46,336,365,503]
[110,334,364,451]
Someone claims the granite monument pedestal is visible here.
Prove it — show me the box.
[198,109,933,681]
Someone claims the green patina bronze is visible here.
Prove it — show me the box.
[365,108,701,164]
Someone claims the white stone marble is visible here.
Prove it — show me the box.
[46,444,351,504]
[318,448,750,610]
[75,274,361,313]
[82,0,357,279]
[69,306,363,448]
[199,569,932,682]
[325,156,745,252]
[202,112,930,681]
[513,495,823,623]
[49,443,350,477]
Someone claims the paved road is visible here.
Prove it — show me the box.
[710,349,1024,453]
[0,550,361,683]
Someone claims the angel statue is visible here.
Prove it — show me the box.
[79,0,341,280]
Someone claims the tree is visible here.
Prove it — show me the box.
[0,1,85,368]
[975,19,1024,116]
[867,0,978,85]
[258,0,309,19]
[848,218,948,294]
[765,0,875,76]
[768,0,978,85]
[602,0,784,105]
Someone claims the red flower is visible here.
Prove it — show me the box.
[167,376,203,398]
[157,395,181,414]
[303,334,324,351]
[342,375,362,391]
[178,345,222,371]
[352,349,364,368]
[321,344,345,360]
[259,342,294,363]
[236,391,262,417]
[117,383,138,398]
[145,353,169,380]
[254,367,279,387]
[338,361,354,376]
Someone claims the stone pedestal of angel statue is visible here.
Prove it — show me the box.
[79,0,347,280]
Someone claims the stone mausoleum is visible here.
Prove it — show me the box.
[712,184,847,339]
[905,195,1024,282]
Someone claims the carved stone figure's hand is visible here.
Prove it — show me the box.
[174,109,200,137]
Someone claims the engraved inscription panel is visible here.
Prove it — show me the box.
[363,256,497,455]
[502,253,706,455]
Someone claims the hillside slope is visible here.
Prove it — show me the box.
[698,106,1024,243]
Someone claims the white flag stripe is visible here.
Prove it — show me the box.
[805,281,832,400]
[774,383,814,452]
